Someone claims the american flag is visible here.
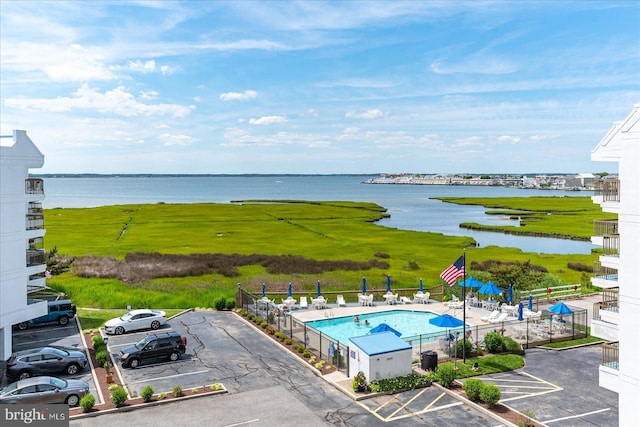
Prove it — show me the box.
[440,255,465,286]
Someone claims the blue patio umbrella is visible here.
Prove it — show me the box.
[548,301,573,315]
[458,277,483,288]
[362,277,367,294]
[429,313,465,328]
[370,323,402,337]
[419,278,423,293]
[261,283,266,298]
[317,280,322,297]
[518,302,524,321]
[528,295,533,311]
[386,275,391,292]
[287,282,292,297]
[478,282,502,295]
[507,284,513,304]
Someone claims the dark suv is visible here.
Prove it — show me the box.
[119,332,187,368]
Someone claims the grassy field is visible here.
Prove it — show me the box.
[43,199,601,310]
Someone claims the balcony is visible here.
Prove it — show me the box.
[593,179,620,202]
[25,178,44,195]
[28,274,47,293]
[602,342,619,369]
[26,202,45,230]
[26,249,45,267]
[591,262,618,288]
[599,342,619,392]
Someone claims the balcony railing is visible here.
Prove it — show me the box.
[26,249,45,267]
[25,178,44,195]
[593,261,618,281]
[593,179,620,202]
[593,300,619,320]
[593,219,618,236]
[602,342,619,370]
[602,235,620,256]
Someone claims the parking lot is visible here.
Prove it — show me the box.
[4,319,99,403]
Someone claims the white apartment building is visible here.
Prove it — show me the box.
[0,130,48,360]
[590,104,640,427]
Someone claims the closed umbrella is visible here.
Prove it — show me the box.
[317,280,322,297]
[261,283,266,298]
[386,275,391,292]
[362,277,367,294]
[329,341,335,358]
[419,278,423,293]
[370,323,402,337]
[287,283,292,298]
[508,284,513,304]
[528,295,533,311]
[518,302,524,321]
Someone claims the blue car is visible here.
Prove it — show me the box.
[16,300,76,330]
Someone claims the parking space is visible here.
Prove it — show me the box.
[6,319,99,403]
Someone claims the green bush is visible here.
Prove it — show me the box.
[352,371,367,392]
[214,297,227,311]
[484,332,505,353]
[436,364,456,388]
[79,393,95,412]
[456,338,473,356]
[110,385,128,407]
[480,383,501,407]
[172,385,183,397]
[503,336,522,354]
[95,349,108,367]
[225,299,235,310]
[141,385,154,402]
[462,378,483,401]
[92,335,105,351]
[302,350,311,358]
[369,373,432,393]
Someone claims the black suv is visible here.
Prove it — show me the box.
[119,332,187,368]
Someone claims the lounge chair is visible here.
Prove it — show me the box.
[488,312,509,323]
[414,292,430,304]
[312,296,327,309]
[299,296,308,309]
[400,296,412,304]
[336,295,347,307]
[481,310,500,322]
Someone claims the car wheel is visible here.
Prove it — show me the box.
[18,371,31,380]
[17,322,29,330]
[66,394,80,407]
[129,358,140,368]
[58,315,69,326]
[169,352,179,362]
[115,326,125,335]
[150,320,160,330]
[66,363,80,375]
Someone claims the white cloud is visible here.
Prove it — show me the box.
[249,115,287,125]
[222,127,329,147]
[140,90,159,100]
[4,84,191,118]
[219,90,258,102]
[160,133,196,146]
[496,135,521,144]
[345,109,387,120]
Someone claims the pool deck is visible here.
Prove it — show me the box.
[290,299,488,327]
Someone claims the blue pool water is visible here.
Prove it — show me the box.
[305,309,465,344]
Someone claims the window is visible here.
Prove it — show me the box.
[18,386,37,394]
[37,384,57,392]
[25,355,42,363]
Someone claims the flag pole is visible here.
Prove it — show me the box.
[462,249,467,364]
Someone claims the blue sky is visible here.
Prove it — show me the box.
[1,1,638,174]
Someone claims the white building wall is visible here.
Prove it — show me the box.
[0,130,48,359]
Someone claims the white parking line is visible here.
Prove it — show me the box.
[223,420,260,427]
[12,337,82,347]
[543,408,610,423]
[128,369,210,384]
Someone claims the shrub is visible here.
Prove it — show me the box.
[110,385,128,407]
[225,299,235,310]
[352,371,367,392]
[436,364,456,389]
[214,297,227,311]
[158,392,167,399]
[172,385,184,397]
[260,321,268,329]
[247,313,255,321]
[302,350,310,358]
[480,383,501,407]
[95,349,108,367]
[292,344,301,352]
[209,383,223,391]
[274,332,284,340]
[141,385,154,402]
[284,338,292,346]
[456,338,473,357]
[462,378,484,401]
[369,373,432,393]
[79,393,95,412]
[92,335,105,350]
[484,332,506,353]
[517,409,537,427]
[503,337,523,354]
[266,326,276,335]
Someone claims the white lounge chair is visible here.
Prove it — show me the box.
[312,296,327,309]
[336,295,347,307]
[414,292,430,304]
[400,296,412,304]
[481,310,500,322]
[489,312,509,323]
[299,296,308,309]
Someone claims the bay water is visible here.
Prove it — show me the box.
[40,175,594,254]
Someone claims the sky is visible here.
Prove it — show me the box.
[1,1,638,175]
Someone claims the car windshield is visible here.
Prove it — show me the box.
[0,382,18,395]
[135,336,152,350]
[48,348,68,357]
[49,377,66,388]
[120,312,134,321]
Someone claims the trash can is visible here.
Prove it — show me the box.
[421,350,438,371]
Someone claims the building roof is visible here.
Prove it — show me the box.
[348,331,411,356]
[592,104,640,162]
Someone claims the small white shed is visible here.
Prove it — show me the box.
[348,331,412,381]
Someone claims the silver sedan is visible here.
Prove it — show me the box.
[104,309,167,335]
[0,376,89,406]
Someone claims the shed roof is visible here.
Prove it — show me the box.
[348,331,411,356]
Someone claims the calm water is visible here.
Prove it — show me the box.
[40,175,594,254]
[306,309,464,343]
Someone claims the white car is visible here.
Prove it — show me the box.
[104,309,167,335]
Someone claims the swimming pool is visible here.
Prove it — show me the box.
[305,309,465,343]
